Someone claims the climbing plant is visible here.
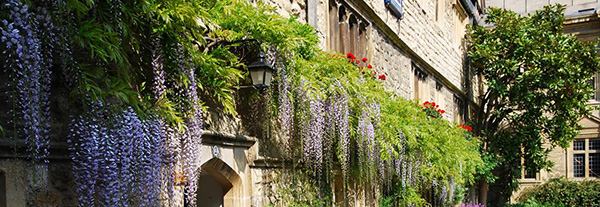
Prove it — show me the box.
[0,0,482,206]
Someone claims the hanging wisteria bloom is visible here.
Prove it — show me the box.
[277,59,292,142]
[301,92,325,175]
[358,108,376,164]
[69,102,167,206]
[176,46,203,207]
[68,101,105,207]
[152,37,167,100]
[1,0,55,168]
[330,87,350,179]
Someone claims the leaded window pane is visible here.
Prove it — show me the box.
[574,154,585,177]
[590,153,600,178]
[590,139,600,150]
[574,140,585,151]
[524,170,536,179]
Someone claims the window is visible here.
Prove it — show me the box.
[524,169,536,179]
[453,2,468,46]
[574,153,585,177]
[573,138,600,178]
[434,81,444,111]
[589,74,598,100]
[436,0,445,22]
[412,62,429,101]
[328,0,369,58]
[521,153,538,180]
[591,139,600,150]
[453,95,464,123]
[591,153,600,178]
[574,140,585,151]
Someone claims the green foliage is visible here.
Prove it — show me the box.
[36,0,483,205]
[266,169,333,207]
[289,51,483,205]
[379,182,427,207]
[517,178,600,207]
[467,4,600,202]
[57,0,318,124]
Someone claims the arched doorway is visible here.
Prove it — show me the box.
[197,171,228,207]
[197,158,242,207]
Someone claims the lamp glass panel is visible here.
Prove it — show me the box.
[264,70,273,86]
[250,69,264,86]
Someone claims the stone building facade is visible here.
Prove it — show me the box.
[0,0,483,206]
[484,0,600,203]
[267,0,484,121]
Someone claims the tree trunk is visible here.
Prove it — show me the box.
[478,179,488,205]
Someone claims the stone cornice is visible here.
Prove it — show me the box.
[0,139,70,160]
[201,130,257,148]
[0,130,258,160]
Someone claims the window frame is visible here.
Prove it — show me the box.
[328,0,370,58]
[412,62,429,101]
[572,138,600,178]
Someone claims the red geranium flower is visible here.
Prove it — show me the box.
[378,74,386,80]
[362,57,368,62]
[367,64,373,69]
[347,53,356,59]
[424,101,430,105]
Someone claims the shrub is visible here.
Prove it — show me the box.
[517,177,600,206]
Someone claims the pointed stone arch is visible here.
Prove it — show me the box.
[198,157,242,207]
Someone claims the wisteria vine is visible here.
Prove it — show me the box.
[69,103,166,207]
[1,0,56,166]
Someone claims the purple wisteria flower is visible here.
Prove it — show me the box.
[357,104,377,166]
[277,60,292,142]
[68,102,168,206]
[152,37,167,100]
[1,0,55,168]
[330,86,350,179]
[175,45,203,207]
[302,94,325,176]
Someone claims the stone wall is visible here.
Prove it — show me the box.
[264,0,478,122]
[0,159,77,207]
[363,0,467,91]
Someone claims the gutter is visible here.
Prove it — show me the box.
[459,0,483,24]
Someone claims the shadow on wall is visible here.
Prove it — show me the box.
[0,170,5,207]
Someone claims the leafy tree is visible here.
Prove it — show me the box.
[467,4,600,205]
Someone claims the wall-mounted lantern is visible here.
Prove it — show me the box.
[247,51,274,92]
[229,39,275,93]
